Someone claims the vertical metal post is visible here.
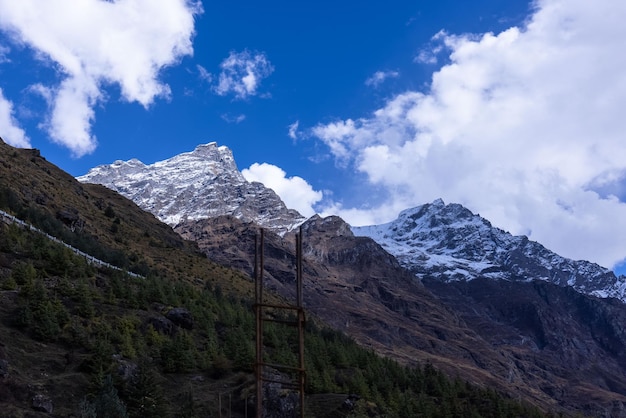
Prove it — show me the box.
[255,231,264,418]
[254,227,306,418]
[296,227,303,307]
[259,228,265,395]
[296,227,306,418]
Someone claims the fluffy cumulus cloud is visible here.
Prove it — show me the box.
[242,163,323,217]
[313,0,626,269]
[0,88,30,147]
[0,0,202,157]
[214,50,274,100]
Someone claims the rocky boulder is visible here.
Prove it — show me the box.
[32,394,53,413]
[166,307,194,330]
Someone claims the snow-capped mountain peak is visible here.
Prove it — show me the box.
[353,199,626,303]
[77,142,306,233]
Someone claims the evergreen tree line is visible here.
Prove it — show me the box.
[0,187,144,275]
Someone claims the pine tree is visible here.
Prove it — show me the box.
[125,362,168,418]
[11,260,37,285]
[92,375,129,418]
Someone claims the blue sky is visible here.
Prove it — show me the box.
[1,0,626,275]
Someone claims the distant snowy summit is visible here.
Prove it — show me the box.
[353,199,626,303]
[77,142,306,234]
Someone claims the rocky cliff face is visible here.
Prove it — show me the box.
[424,276,626,414]
[77,142,306,234]
[353,198,626,303]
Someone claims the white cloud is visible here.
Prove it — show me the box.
[317,200,407,228]
[242,163,323,217]
[214,50,274,100]
[312,0,626,269]
[414,30,446,64]
[414,49,439,65]
[288,120,300,140]
[0,88,30,147]
[44,76,101,156]
[312,119,359,164]
[0,0,202,157]
[365,70,399,87]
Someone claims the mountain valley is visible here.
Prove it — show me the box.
[80,142,626,416]
[1,138,626,416]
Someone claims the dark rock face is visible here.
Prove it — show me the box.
[423,277,626,416]
[165,307,194,330]
[56,208,85,231]
[32,394,53,413]
[146,315,176,336]
[56,208,79,226]
[113,355,138,382]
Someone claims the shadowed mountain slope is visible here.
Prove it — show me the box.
[176,214,626,417]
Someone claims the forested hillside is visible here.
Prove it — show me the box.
[0,210,555,417]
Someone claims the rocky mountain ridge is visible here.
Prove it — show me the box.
[77,142,306,235]
[353,199,626,303]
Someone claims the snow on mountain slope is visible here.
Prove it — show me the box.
[353,199,626,303]
[77,142,306,234]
